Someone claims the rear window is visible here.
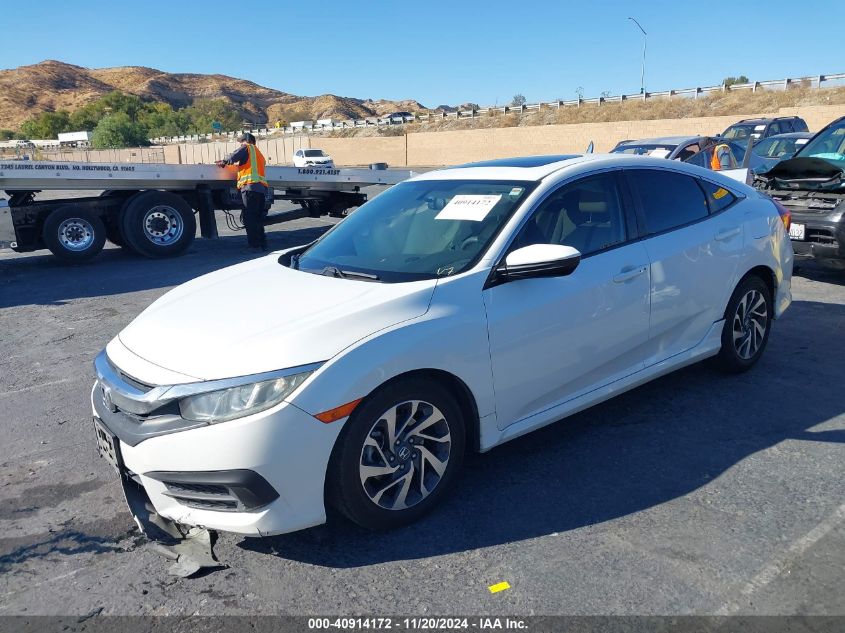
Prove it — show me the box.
[628,169,709,234]
[699,180,738,213]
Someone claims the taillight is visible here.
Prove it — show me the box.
[771,198,791,231]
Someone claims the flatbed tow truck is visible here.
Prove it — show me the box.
[0,160,413,262]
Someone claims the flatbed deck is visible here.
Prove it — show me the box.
[0,160,413,191]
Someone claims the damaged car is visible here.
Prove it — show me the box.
[755,116,845,270]
[92,154,793,539]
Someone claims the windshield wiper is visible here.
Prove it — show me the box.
[320,266,380,281]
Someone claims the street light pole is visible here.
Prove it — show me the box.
[628,17,647,94]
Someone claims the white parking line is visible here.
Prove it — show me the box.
[0,378,72,396]
[715,503,845,615]
[0,567,85,604]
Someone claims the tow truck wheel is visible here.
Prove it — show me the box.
[42,205,106,263]
[121,191,196,258]
[301,200,322,218]
[104,220,127,247]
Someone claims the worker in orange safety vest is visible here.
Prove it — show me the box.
[216,133,269,250]
[710,143,738,171]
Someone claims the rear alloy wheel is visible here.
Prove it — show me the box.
[121,191,196,258]
[42,205,106,263]
[715,275,773,372]
[329,378,465,530]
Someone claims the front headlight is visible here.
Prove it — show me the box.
[179,370,313,423]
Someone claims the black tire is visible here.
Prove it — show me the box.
[714,275,773,373]
[42,205,106,263]
[328,378,466,531]
[105,218,127,247]
[120,191,196,258]
[100,191,131,248]
[300,200,323,218]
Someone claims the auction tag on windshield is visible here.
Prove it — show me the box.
[648,148,671,158]
[754,125,766,131]
[436,194,502,221]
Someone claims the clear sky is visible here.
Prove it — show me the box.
[3,0,843,108]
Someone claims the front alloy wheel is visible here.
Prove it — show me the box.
[329,378,465,530]
[359,400,452,511]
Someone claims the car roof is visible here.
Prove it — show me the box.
[758,132,813,140]
[409,153,752,189]
[615,135,707,146]
[731,116,801,125]
[414,154,586,181]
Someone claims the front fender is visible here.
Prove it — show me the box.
[287,270,495,423]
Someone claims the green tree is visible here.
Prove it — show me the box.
[138,102,190,137]
[16,90,245,146]
[0,129,15,140]
[182,99,243,134]
[91,112,149,148]
[69,103,104,131]
[19,110,71,139]
[99,91,145,120]
[723,75,750,87]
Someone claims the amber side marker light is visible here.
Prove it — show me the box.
[314,398,363,424]
[772,198,791,231]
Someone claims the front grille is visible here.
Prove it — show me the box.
[161,480,242,512]
[166,482,229,496]
[146,469,280,513]
[773,193,845,214]
[181,498,239,511]
[107,360,153,393]
[806,228,837,244]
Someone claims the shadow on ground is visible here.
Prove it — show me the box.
[0,226,330,309]
[240,299,845,568]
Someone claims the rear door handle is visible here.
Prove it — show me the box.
[715,227,741,241]
[613,265,648,283]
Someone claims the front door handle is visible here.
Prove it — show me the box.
[715,227,741,241]
[613,265,648,283]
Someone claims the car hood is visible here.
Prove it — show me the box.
[760,156,845,191]
[117,255,435,381]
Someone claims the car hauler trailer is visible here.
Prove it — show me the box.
[0,160,412,262]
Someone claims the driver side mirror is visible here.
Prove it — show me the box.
[490,244,581,286]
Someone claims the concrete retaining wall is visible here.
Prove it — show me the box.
[403,104,845,166]
[17,104,845,168]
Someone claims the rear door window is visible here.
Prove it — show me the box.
[627,169,709,234]
[699,180,738,214]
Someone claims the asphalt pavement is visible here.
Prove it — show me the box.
[0,210,843,616]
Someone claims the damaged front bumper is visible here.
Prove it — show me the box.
[90,374,344,537]
[759,164,845,269]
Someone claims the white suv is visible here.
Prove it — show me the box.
[293,148,334,168]
[92,154,793,538]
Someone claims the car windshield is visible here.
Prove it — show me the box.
[611,144,677,158]
[795,120,845,165]
[294,179,533,282]
[722,124,763,140]
[303,150,326,157]
[753,137,805,159]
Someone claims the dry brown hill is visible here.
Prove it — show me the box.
[0,60,427,130]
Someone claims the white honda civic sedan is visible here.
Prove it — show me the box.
[92,154,793,537]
